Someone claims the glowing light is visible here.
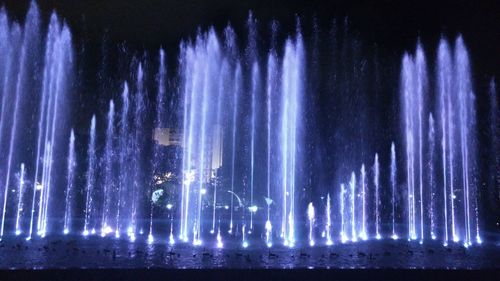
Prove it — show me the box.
[375,234,382,240]
[248,205,258,213]
[15,230,21,236]
[476,236,482,244]
[63,229,69,235]
[391,234,399,240]
[166,204,173,210]
[242,241,249,248]
[200,188,207,195]
[148,234,154,244]
[169,232,175,245]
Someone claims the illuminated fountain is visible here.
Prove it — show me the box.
[0,4,489,252]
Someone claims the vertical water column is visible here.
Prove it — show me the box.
[265,47,277,246]
[390,142,398,239]
[340,183,347,242]
[428,114,436,239]
[14,163,25,235]
[129,63,146,241]
[359,164,367,240]
[101,100,115,236]
[149,49,167,242]
[83,116,97,236]
[349,172,357,242]
[32,12,73,238]
[279,29,304,247]
[116,82,129,238]
[454,37,475,246]
[374,153,381,239]
[401,44,427,241]
[1,3,41,239]
[228,63,241,235]
[63,130,76,235]
[179,30,222,244]
[437,39,452,244]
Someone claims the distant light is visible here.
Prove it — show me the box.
[375,234,382,240]
[248,205,258,213]
[139,229,144,235]
[166,204,173,210]
[267,242,272,248]
[360,232,368,241]
[419,240,423,245]
[326,239,333,246]
[224,205,229,210]
[82,230,89,236]
[242,241,249,248]
[148,234,154,244]
[115,231,120,239]
[35,183,43,190]
[200,188,207,195]
[476,236,482,244]
[193,239,202,246]
[15,230,21,236]
[431,233,437,240]
[453,236,459,243]
[63,229,69,235]
[391,234,399,240]
[309,240,315,247]
[91,228,96,235]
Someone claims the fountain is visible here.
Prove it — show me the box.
[0,3,491,256]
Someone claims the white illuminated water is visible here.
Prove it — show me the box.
[0,4,487,250]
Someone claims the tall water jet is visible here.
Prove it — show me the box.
[340,183,347,242]
[349,172,357,242]
[130,63,147,240]
[116,82,130,238]
[488,79,497,242]
[83,116,97,236]
[249,61,259,232]
[325,193,332,245]
[390,142,398,239]
[428,114,436,239]
[228,63,241,235]
[1,3,41,239]
[179,29,223,244]
[265,32,278,246]
[401,43,427,241]
[246,14,259,233]
[279,29,304,247]
[63,130,76,235]
[359,164,367,240]
[0,16,21,240]
[307,202,315,246]
[101,100,115,236]
[454,36,475,246]
[150,49,167,241]
[374,154,381,239]
[437,38,452,244]
[15,164,25,235]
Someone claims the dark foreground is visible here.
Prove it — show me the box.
[0,235,498,280]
